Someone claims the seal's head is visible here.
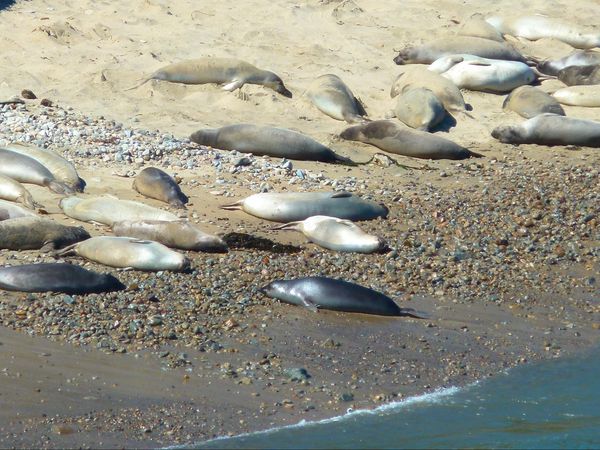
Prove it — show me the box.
[259,280,294,303]
[393,47,416,65]
[491,125,524,144]
[264,72,293,98]
[339,125,363,141]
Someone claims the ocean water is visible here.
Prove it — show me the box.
[193,347,600,449]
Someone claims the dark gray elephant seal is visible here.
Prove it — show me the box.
[190,124,353,164]
[0,263,125,294]
[558,64,600,86]
[393,36,526,65]
[127,57,292,97]
[133,167,188,209]
[502,86,565,118]
[0,148,73,195]
[260,276,425,317]
[340,120,481,160]
[491,113,600,147]
[0,217,90,251]
[537,50,600,76]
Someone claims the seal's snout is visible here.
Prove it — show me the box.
[277,85,293,98]
[393,53,407,65]
[258,284,270,296]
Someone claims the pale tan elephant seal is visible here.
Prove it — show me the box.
[305,74,367,123]
[458,14,504,42]
[0,148,73,195]
[502,86,565,118]
[57,236,190,272]
[392,87,447,131]
[112,220,228,253]
[486,15,600,49]
[553,85,600,107]
[272,215,387,253]
[0,199,38,220]
[340,120,482,160]
[133,167,188,209]
[127,57,292,97]
[0,174,40,209]
[393,36,527,65]
[491,113,600,147]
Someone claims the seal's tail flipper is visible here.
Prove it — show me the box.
[220,200,244,211]
[399,308,430,319]
[271,221,302,231]
[47,180,75,196]
[53,243,78,257]
[124,76,153,91]
[469,150,485,158]
[334,153,358,166]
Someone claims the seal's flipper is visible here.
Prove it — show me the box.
[53,242,78,257]
[353,96,368,117]
[40,241,57,253]
[331,191,352,198]
[47,180,75,196]
[271,221,302,231]
[300,298,319,313]
[124,76,153,91]
[222,80,244,92]
[220,200,244,211]
[399,308,429,319]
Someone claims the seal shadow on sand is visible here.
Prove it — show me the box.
[431,113,458,132]
[222,232,302,254]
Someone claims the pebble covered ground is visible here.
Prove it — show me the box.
[0,99,598,447]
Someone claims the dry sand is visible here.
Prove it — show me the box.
[0,0,599,448]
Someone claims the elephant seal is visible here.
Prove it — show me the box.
[553,85,600,107]
[0,174,39,209]
[190,124,353,164]
[392,87,446,131]
[491,113,600,146]
[4,143,85,192]
[0,216,90,251]
[502,86,565,118]
[221,191,388,223]
[390,66,467,113]
[57,236,190,272]
[0,263,125,295]
[537,50,600,76]
[558,64,600,86]
[485,15,600,50]
[127,57,292,97]
[0,199,38,220]
[458,14,504,42]
[340,120,481,160]
[112,220,228,253]
[272,215,386,253]
[393,36,527,65]
[0,148,73,195]
[133,167,188,209]
[434,57,538,93]
[59,196,179,227]
[260,276,425,317]
[305,74,367,123]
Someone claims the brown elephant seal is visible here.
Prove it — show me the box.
[0,216,90,251]
[340,120,481,160]
[190,124,353,164]
[502,86,565,118]
[0,148,73,195]
[112,220,228,253]
[221,191,388,223]
[260,277,425,317]
[0,199,38,220]
[485,15,600,50]
[127,57,292,97]
[458,14,504,42]
[272,215,386,253]
[553,85,600,107]
[392,87,446,131]
[59,196,179,226]
[558,64,600,86]
[57,236,190,272]
[0,174,39,209]
[491,113,600,147]
[4,143,85,192]
[305,74,367,123]
[133,167,188,209]
[0,263,125,295]
[537,50,600,76]
[390,66,467,113]
[393,36,526,65]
